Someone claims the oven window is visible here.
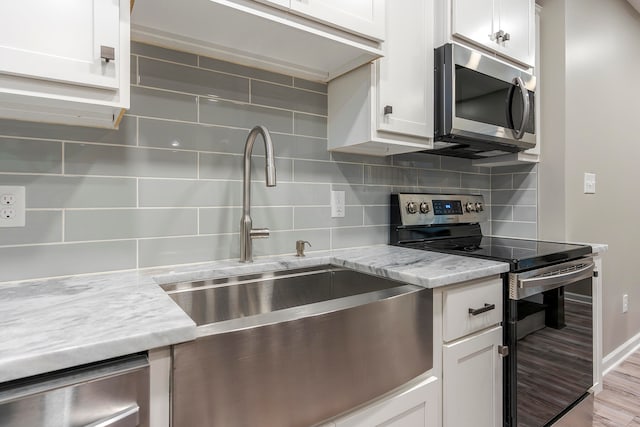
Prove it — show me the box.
[455,65,535,133]
[514,279,593,426]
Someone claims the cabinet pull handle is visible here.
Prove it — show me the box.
[383,105,393,115]
[468,303,495,316]
[498,345,509,357]
[101,45,115,63]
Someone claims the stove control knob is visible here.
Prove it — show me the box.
[419,202,430,214]
[465,202,476,212]
[406,202,418,214]
[475,202,484,212]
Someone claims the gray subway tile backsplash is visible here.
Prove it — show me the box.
[293,78,328,94]
[331,226,388,249]
[139,118,248,153]
[461,173,491,189]
[0,116,137,146]
[492,189,537,206]
[251,80,327,115]
[199,98,293,133]
[199,153,293,182]
[293,113,327,138]
[65,209,197,241]
[0,42,537,282]
[199,56,293,86]
[138,235,235,268]
[0,211,62,246]
[418,169,461,188]
[200,206,293,234]
[65,144,198,179]
[0,137,61,174]
[138,179,243,208]
[131,41,198,66]
[138,57,249,102]
[0,175,137,209]
[0,241,136,282]
[294,160,363,184]
[366,165,417,186]
[130,86,198,121]
[294,206,363,230]
[491,221,537,239]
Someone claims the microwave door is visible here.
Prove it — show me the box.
[451,64,515,143]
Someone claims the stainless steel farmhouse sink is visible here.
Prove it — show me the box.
[162,266,433,427]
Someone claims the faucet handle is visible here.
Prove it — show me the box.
[250,228,270,239]
[296,240,312,257]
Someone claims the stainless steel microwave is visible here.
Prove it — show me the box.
[430,43,536,159]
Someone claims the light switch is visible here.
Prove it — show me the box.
[584,173,596,194]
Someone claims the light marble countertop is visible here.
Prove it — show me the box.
[0,244,510,383]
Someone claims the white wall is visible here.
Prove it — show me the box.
[539,0,640,356]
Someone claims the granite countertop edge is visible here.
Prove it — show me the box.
[0,244,510,383]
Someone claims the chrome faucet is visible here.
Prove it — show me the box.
[239,125,277,262]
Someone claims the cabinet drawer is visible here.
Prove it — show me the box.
[443,277,502,342]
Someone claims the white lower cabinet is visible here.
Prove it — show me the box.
[325,375,440,427]
[443,326,503,427]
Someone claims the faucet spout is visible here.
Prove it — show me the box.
[240,126,277,263]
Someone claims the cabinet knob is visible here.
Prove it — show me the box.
[101,45,115,63]
[383,105,393,115]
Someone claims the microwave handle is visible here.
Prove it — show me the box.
[510,77,530,140]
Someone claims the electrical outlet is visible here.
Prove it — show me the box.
[0,186,25,227]
[623,294,629,313]
[331,190,345,218]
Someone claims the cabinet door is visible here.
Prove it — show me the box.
[443,326,502,427]
[290,0,385,40]
[335,376,439,427]
[496,0,535,66]
[376,0,433,139]
[0,0,120,90]
[451,0,495,51]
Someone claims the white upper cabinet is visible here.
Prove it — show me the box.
[447,0,535,67]
[289,0,385,41]
[131,0,384,83]
[327,0,433,156]
[0,0,130,128]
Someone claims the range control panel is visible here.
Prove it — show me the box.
[394,193,487,226]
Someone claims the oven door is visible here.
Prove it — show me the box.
[505,258,594,427]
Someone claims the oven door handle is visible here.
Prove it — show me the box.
[517,262,595,290]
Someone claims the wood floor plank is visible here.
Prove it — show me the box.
[594,348,640,427]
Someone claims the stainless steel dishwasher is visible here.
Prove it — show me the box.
[0,354,149,427]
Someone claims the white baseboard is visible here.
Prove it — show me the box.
[602,330,640,376]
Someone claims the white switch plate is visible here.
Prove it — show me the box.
[623,294,629,313]
[584,173,596,194]
[0,186,26,227]
[331,190,345,218]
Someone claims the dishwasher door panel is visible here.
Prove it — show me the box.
[0,355,149,427]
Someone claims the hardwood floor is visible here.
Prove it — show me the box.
[594,350,640,426]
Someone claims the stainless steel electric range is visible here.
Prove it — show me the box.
[390,193,595,427]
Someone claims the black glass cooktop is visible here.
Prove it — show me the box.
[402,235,592,272]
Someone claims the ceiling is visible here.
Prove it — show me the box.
[629,0,640,13]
